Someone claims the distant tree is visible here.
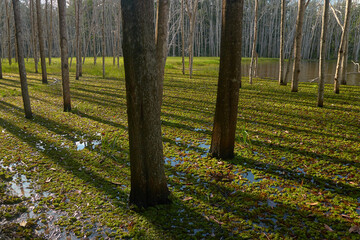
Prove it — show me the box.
[36,0,48,84]
[210,0,243,159]
[45,0,53,65]
[249,0,258,84]
[102,0,105,78]
[5,0,12,65]
[12,0,32,119]
[278,0,286,85]
[58,0,71,112]
[181,0,185,74]
[291,0,307,92]
[75,0,82,80]
[318,0,330,107]
[334,0,352,94]
[30,0,39,73]
[185,0,199,79]
[121,0,170,207]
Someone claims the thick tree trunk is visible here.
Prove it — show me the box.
[58,0,71,112]
[291,0,306,92]
[334,0,351,94]
[121,0,170,208]
[5,0,12,65]
[12,0,32,119]
[155,0,170,105]
[249,0,258,84]
[210,0,243,160]
[181,0,185,75]
[36,0,48,84]
[317,0,329,107]
[279,0,286,85]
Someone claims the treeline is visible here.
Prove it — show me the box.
[1,0,360,63]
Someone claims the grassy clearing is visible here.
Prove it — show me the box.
[0,57,360,239]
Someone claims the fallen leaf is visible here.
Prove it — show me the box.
[183,197,193,201]
[349,225,360,234]
[324,224,334,232]
[217,161,224,165]
[19,221,27,227]
[45,177,52,183]
[307,202,319,206]
[50,168,56,171]
[341,214,351,219]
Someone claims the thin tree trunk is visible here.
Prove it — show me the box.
[279,0,286,85]
[5,0,12,65]
[75,0,80,80]
[334,0,351,94]
[102,0,105,78]
[210,0,243,159]
[121,0,170,208]
[12,0,32,119]
[340,34,349,85]
[79,0,83,77]
[249,0,258,84]
[318,0,329,107]
[48,0,53,65]
[181,0,185,74]
[186,0,199,79]
[36,0,48,84]
[291,0,306,92]
[58,0,71,112]
[30,0,39,73]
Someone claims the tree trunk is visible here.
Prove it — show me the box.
[58,0,72,112]
[102,0,105,78]
[121,0,170,208]
[210,0,243,160]
[340,33,349,85]
[48,0,53,65]
[317,0,329,107]
[334,0,351,94]
[186,0,199,79]
[181,0,185,74]
[12,0,32,119]
[279,0,286,85]
[291,0,306,92]
[30,0,39,73]
[75,0,81,80]
[155,0,170,106]
[5,0,12,65]
[36,0,48,84]
[249,0,258,84]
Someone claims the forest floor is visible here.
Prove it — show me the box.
[0,57,360,239]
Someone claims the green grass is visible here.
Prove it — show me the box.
[0,57,360,239]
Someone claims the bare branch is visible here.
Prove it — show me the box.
[330,3,344,30]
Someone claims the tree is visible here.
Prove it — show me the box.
[36,0,48,84]
[12,0,32,119]
[181,0,185,75]
[46,0,53,65]
[5,0,12,65]
[278,0,286,85]
[317,0,330,107]
[291,0,307,92]
[30,0,39,73]
[249,0,258,84]
[102,0,105,78]
[185,0,199,79]
[58,0,72,112]
[75,0,82,80]
[121,0,170,207]
[334,0,352,94]
[210,0,243,159]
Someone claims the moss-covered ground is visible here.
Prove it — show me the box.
[0,57,360,239]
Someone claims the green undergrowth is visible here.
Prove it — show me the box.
[0,57,360,239]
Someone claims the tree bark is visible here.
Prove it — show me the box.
[249,0,258,84]
[58,0,72,112]
[279,0,286,85]
[334,0,351,94]
[75,0,81,80]
[181,0,185,75]
[5,0,12,65]
[102,0,105,78]
[121,0,170,208]
[291,0,306,92]
[36,0,48,84]
[12,0,33,119]
[30,0,39,73]
[155,0,170,105]
[210,0,243,160]
[317,0,329,107]
[186,0,199,79]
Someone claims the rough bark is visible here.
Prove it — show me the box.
[12,0,33,119]
[36,0,48,84]
[317,0,329,107]
[279,0,286,85]
[210,0,243,160]
[291,0,306,92]
[155,0,170,105]
[121,0,170,208]
[58,0,71,112]
[334,0,351,94]
[249,0,258,84]
[5,0,12,65]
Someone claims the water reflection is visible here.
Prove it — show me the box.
[240,61,360,86]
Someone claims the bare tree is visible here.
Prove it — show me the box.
[75,0,81,80]
[185,0,199,79]
[12,0,32,119]
[210,0,243,159]
[317,0,329,107]
[36,0,48,84]
[249,0,258,84]
[5,0,12,65]
[181,0,185,74]
[30,0,39,73]
[291,0,307,92]
[121,0,170,207]
[279,0,286,85]
[334,0,351,94]
[58,0,71,112]
[102,0,105,78]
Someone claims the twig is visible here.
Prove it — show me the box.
[351,60,360,73]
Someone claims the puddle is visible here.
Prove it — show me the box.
[240,171,264,184]
[297,167,306,175]
[267,199,278,208]
[165,157,183,167]
[10,174,32,198]
[198,143,210,150]
[75,140,101,151]
[35,141,46,151]
[194,128,207,133]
